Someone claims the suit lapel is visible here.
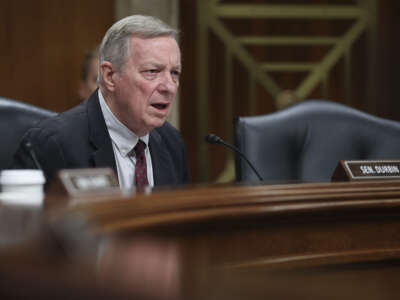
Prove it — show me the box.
[86,90,117,173]
[149,130,173,185]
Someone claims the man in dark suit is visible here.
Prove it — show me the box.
[13,15,190,189]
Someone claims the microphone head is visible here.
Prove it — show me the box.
[205,134,223,144]
[24,141,33,149]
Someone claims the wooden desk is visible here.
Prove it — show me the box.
[2,180,400,299]
[58,180,400,266]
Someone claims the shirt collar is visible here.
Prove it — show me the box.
[98,89,149,157]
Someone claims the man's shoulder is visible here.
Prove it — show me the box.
[28,100,90,142]
[52,99,87,120]
[40,99,90,127]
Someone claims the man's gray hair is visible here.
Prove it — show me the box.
[98,15,179,85]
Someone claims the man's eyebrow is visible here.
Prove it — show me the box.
[139,62,161,68]
[172,63,182,72]
[139,62,182,70]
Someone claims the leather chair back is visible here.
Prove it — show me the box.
[0,97,57,170]
[234,100,400,183]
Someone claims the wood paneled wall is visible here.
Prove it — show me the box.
[0,0,114,112]
[376,0,400,120]
[1,1,399,184]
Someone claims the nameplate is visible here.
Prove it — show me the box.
[50,168,121,198]
[332,160,400,181]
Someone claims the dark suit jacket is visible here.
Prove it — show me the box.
[12,91,191,187]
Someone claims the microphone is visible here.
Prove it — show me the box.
[24,141,44,172]
[205,134,263,181]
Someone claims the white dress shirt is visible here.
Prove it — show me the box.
[98,90,154,190]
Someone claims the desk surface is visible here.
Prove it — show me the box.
[2,180,400,299]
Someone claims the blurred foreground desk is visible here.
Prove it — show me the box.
[2,180,400,299]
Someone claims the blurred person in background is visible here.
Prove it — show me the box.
[78,47,99,101]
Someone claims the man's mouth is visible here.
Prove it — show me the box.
[151,103,169,110]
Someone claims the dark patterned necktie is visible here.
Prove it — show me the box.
[134,140,149,188]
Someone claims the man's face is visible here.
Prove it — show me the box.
[111,35,181,136]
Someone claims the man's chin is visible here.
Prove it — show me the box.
[148,118,168,130]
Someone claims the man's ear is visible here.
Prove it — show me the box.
[100,61,117,92]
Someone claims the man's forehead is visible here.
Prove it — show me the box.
[129,35,179,48]
[129,35,181,63]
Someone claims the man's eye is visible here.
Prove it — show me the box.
[171,70,181,78]
[143,69,159,75]
[142,70,159,79]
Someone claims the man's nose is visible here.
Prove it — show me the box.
[158,72,178,92]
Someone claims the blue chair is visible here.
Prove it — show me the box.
[0,97,57,170]
[234,100,400,183]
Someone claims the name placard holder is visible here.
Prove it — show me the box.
[48,168,121,198]
[332,160,400,181]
